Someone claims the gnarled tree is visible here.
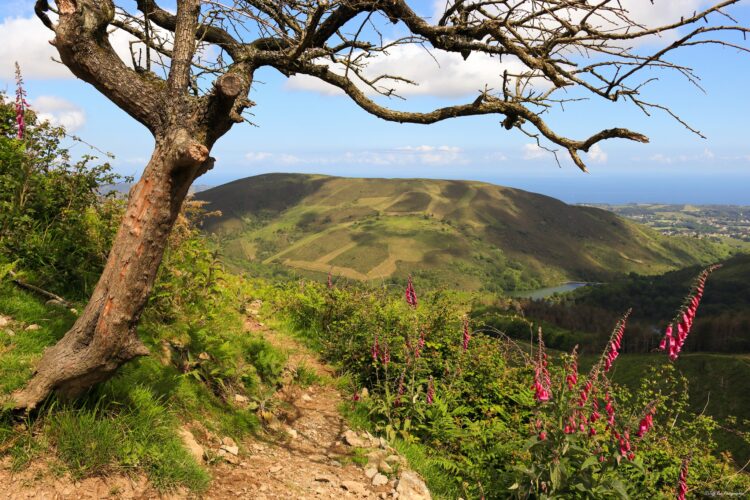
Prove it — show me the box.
[14,0,749,409]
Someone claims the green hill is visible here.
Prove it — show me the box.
[196,174,730,291]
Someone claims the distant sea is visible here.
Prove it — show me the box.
[484,174,750,205]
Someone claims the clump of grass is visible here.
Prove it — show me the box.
[47,407,120,479]
[350,447,369,466]
[46,387,210,490]
[292,363,321,388]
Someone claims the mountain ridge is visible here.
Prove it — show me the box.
[196,173,730,290]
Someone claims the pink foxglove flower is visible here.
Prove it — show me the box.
[394,371,405,407]
[381,343,390,365]
[659,265,720,361]
[619,430,632,457]
[603,310,630,373]
[533,329,552,402]
[589,398,601,423]
[676,458,690,500]
[604,392,616,427]
[14,63,30,140]
[462,316,471,352]
[327,271,333,289]
[636,407,656,438]
[566,346,579,390]
[414,330,425,358]
[371,334,380,362]
[405,275,418,308]
[426,376,435,404]
[577,380,593,407]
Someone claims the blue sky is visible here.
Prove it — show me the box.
[1,0,749,204]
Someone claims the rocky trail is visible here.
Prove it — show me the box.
[0,307,431,499]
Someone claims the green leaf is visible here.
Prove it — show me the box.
[550,464,561,490]
[581,456,599,470]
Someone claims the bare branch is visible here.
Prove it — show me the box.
[42,0,750,170]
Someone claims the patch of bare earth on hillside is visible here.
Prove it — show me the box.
[0,306,430,499]
[0,459,169,499]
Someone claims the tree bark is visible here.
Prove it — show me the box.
[11,129,211,410]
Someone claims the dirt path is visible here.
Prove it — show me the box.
[0,308,431,500]
[203,314,394,499]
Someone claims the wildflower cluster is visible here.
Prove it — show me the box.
[659,265,720,361]
[532,328,551,402]
[368,276,438,412]
[462,316,471,352]
[603,309,630,372]
[676,457,690,500]
[405,274,418,308]
[279,267,750,499]
[14,62,29,140]
[519,268,724,497]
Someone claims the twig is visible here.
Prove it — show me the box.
[8,271,74,309]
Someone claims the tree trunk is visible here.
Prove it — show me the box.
[12,129,210,410]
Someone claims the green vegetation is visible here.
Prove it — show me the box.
[0,92,124,298]
[271,279,750,498]
[593,352,750,470]
[0,93,286,490]
[539,254,750,354]
[197,174,732,292]
[2,91,749,497]
[473,258,750,468]
[0,218,284,490]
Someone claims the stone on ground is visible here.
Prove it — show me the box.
[178,427,204,463]
[395,471,431,500]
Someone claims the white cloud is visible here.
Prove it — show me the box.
[0,17,71,79]
[393,145,462,164]
[649,148,715,164]
[0,16,164,80]
[32,95,86,131]
[483,151,508,162]
[522,143,548,160]
[286,44,528,98]
[718,154,750,162]
[245,151,273,162]
[587,144,608,164]
[245,145,466,166]
[432,0,710,47]
[278,154,305,165]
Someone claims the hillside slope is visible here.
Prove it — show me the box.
[197,174,729,290]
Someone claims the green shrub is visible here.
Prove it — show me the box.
[274,278,750,498]
[0,92,125,298]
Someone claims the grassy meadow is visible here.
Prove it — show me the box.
[197,174,732,292]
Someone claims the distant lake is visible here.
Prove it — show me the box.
[509,282,590,300]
